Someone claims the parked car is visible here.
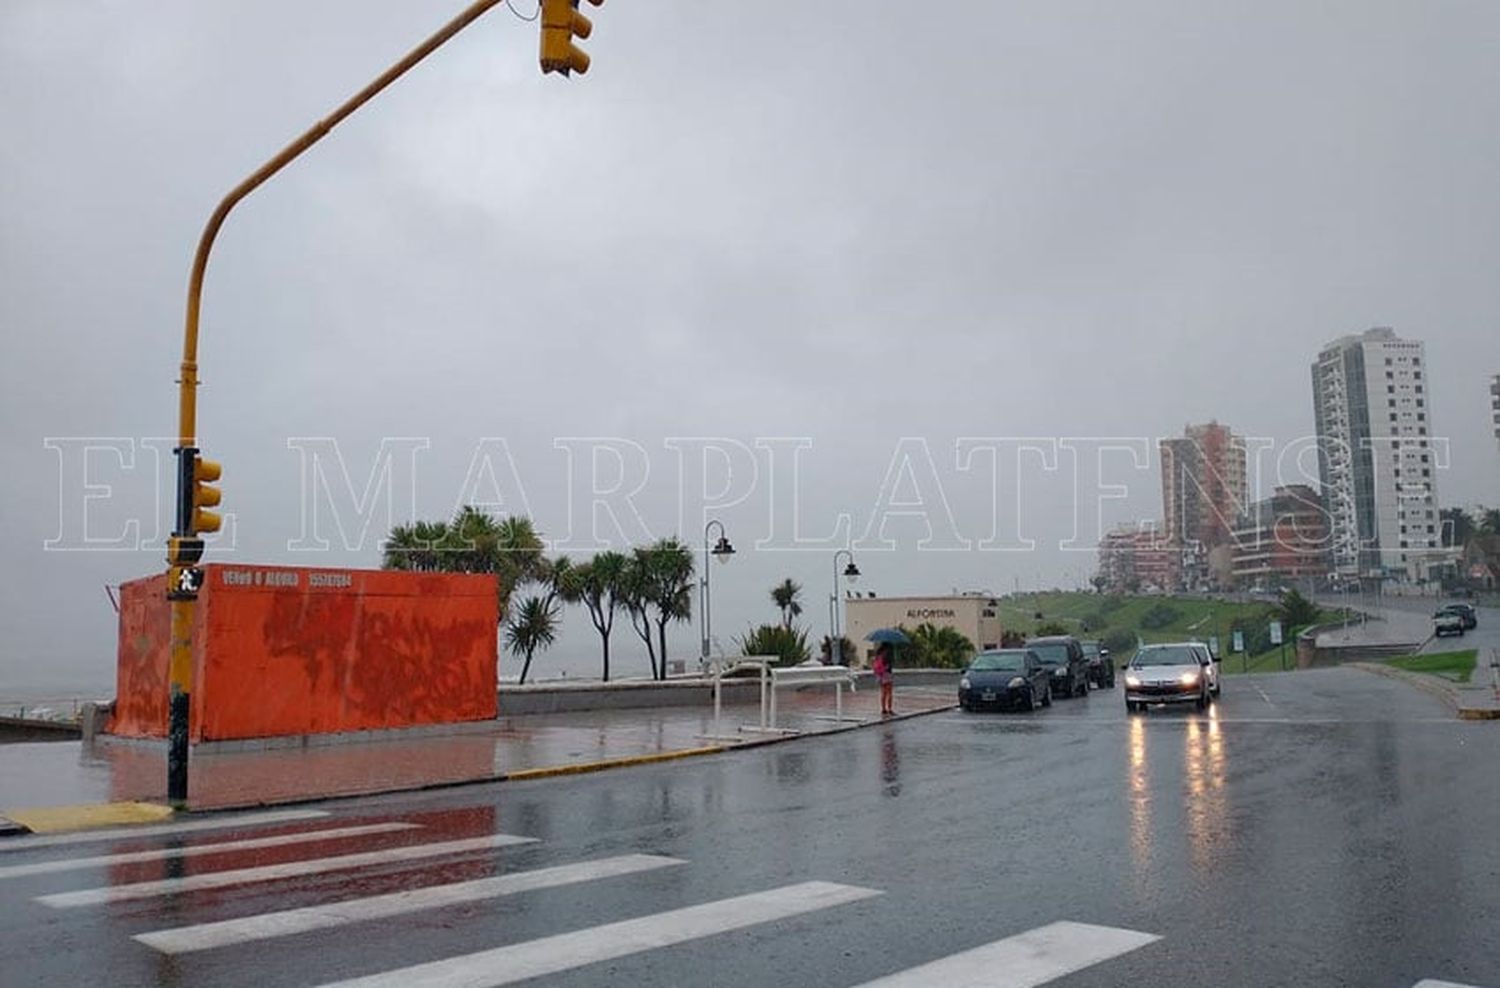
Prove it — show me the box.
[959,649,1052,712]
[1434,610,1466,638]
[1124,643,1212,713]
[1025,635,1090,698]
[1080,640,1115,689]
[1437,603,1478,630]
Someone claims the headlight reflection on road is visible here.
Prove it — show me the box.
[1127,715,1151,882]
[1185,708,1228,873]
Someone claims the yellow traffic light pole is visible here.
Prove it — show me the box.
[164,0,602,807]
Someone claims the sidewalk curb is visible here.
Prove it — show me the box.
[1350,662,1500,720]
[501,745,729,782]
[0,700,961,833]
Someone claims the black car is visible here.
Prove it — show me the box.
[1438,603,1478,630]
[1081,640,1115,689]
[1025,635,1090,698]
[959,649,1053,712]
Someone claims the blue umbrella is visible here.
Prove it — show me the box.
[865,628,910,645]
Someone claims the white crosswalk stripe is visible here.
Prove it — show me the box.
[1414,980,1490,987]
[36,832,536,908]
[0,809,329,853]
[0,822,420,880]
[133,853,686,955]
[310,880,882,988]
[853,921,1161,988]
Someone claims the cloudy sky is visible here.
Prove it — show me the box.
[3,0,1499,690]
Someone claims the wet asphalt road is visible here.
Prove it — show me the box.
[2,668,1497,988]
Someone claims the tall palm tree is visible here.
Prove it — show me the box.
[771,578,803,629]
[382,519,448,573]
[563,551,628,682]
[621,551,660,680]
[505,594,559,684]
[646,538,695,680]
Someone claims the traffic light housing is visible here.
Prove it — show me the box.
[173,446,222,537]
[193,455,223,533]
[540,0,603,77]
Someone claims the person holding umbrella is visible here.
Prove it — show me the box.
[865,628,908,716]
[872,643,895,716]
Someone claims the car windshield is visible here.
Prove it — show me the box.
[1028,643,1068,665]
[1132,645,1198,667]
[1081,643,1100,659]
[970,652,1026,672]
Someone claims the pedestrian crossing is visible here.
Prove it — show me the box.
[4,810,1492,987]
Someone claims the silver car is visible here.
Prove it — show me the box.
[1124,643,1214,713]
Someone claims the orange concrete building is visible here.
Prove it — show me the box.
[111,564,498,744]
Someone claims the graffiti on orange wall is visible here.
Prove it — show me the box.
[110,565,498,742]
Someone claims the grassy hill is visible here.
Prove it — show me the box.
[999,592,1327,675]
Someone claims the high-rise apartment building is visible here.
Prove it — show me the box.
[1311,327,1440,581]
[1160,421,1248,551]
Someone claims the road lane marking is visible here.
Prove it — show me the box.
[0,822,420,880]
[852,921,1160,987]
[311,880,882,988]
[1253,684,1275,706]
[134,854,687,955]
[0,808,329,853]
[1414,981,1489,987]
[36,832,536,908]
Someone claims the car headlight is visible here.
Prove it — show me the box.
[1052,667,1067,676]
[1008,676,1027,689]
[959,677,971,690]
[1180,672,1200,686]
[1125,674,1141,687]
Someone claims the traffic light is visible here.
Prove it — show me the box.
[540,0,603,77]
[174,446,222,537]
[192,454,223,534]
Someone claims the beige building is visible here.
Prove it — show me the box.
[843,595,1004,666]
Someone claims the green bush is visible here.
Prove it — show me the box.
[1102,628,1137,656]
[737,624,810,666]
[1139,603,1181,630]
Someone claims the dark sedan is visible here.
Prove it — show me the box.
[959,650,1053,712]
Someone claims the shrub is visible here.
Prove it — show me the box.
[737,624,810,666]
[1139,603,1181,630]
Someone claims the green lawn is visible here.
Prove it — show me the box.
[1000,591,1327,674]
[1384,649,1477,684]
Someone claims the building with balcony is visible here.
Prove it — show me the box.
[1311,327,1442,582]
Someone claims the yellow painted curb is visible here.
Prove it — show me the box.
[505,745,727,781]
[3,801,174,834]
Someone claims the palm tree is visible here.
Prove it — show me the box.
[646,538,695,680]
[621,551,660,680]
[505,594,559,684]
[771,578,804,629]
[562,551,628,682]
[382,519,448,573]
[383,507,545,621]
[1481,508,1500,537]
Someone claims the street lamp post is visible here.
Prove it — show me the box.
[160,0,553,807]
[700,520,734,667]
[830,550,860,665]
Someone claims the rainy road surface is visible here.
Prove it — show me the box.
[2,666,1497,987]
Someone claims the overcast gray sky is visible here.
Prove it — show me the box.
[4,0,1499,690]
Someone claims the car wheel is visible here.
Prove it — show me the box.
[1126,701,1140,715]
[1195,691,1207,711]
[1078,677,1089,698]
[1041,685,1053,708]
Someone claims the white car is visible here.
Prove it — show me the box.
[1124,642,1217,713]
[1186,640,1222,698]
